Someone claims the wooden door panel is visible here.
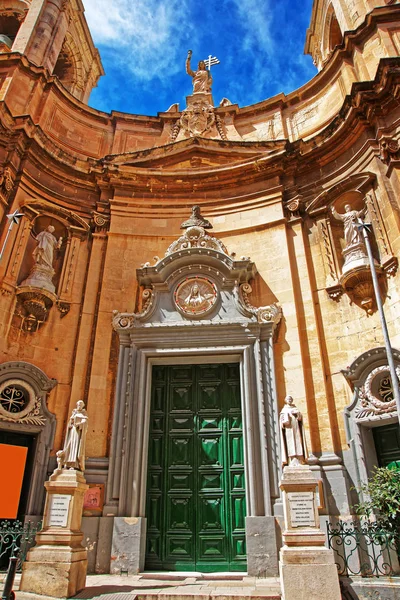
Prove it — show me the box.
[146,363,247,571]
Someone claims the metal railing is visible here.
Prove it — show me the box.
[327,520,399,577]
[0,520,41,571]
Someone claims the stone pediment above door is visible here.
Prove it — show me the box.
[112,208,281,335]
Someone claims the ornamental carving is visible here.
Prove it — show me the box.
[238,283,282,326]
[174,276,218,317]
[356,365,400,420]
[0,166,13,196]
[0,379,46,426]
[180,98,215,137]
[166,225,229,256]
[112,312,135,330]
[379,137,400,165]
[92,210,110,232]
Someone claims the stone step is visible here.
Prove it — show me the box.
[9,575,282,600]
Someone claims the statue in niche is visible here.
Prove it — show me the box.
[56,400,88,471]
[186,50,212,94]
[33,225,63,269]
[180,205,212,229]
[331,204,366,250]
[21,224,63,293]
[279,395,308,467]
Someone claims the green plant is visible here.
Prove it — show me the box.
[354,467,400,546]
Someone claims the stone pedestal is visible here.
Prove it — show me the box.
[20,469,88,598]
[186,92,214,107]
[279,465,341,600]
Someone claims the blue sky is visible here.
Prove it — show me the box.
[82,0,317,117]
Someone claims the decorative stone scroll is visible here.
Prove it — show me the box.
[238,283,282,326]
[0,166,13,197]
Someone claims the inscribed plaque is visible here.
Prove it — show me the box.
[287,492,316,528]
[48,494,71,527]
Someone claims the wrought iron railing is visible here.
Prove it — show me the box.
[0,520,41,571]
[327,520,399,577]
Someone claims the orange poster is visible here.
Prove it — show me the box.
[0,444,28,519]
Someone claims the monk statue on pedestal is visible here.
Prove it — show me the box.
[57,400,88,472]
[279,395,308,467]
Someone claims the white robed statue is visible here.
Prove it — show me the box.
[279,395,308,467]
[331,204,366,249]
[33,225,62,270]
[57,400,88,471]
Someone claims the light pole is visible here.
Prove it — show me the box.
[357,216,400,424]
[0,209,24,261]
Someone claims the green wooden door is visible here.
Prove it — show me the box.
[373,424,400,467]
[145,363,247,572]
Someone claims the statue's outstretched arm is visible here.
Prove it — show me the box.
[186,50,195,77]
[331,206,344,221]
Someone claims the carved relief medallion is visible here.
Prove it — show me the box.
[174,276,218,317]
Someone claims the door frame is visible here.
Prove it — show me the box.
[108,320,281,575]
[130,347,266,520]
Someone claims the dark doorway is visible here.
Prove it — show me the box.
[372,423,400,467]
[0,431,36,520]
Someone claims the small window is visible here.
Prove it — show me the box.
[0,380,35,420]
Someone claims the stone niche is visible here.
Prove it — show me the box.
[4,202,90,332]
[16,215,67,331]
[318,183,397,314]
[108,218,283,576]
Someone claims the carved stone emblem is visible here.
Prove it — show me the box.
[180,99,215,137]
[174,276,218,317]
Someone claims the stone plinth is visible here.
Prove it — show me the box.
[279,465,341,600]
[110,516,146,574]
[20,469,88,598]
[186,92,214,107]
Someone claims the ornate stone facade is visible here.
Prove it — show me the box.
[0,0,400,581]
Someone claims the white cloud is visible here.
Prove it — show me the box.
[82,0,193,81]
[227,0,274,103]
[230,0,273,52]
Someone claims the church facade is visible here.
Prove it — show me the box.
[0,0,400,576]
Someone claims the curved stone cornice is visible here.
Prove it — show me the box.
[0,361,57,393]
[342,346,400,389]
[101,137,286,170]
